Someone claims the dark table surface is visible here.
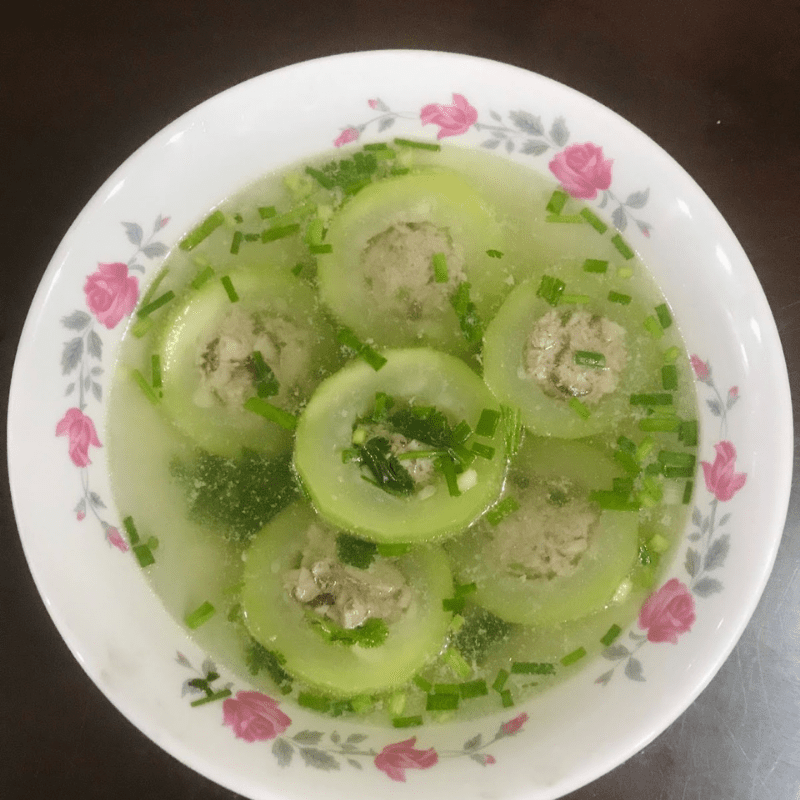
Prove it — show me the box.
[2,1,799,798]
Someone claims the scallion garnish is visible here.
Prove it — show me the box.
[614,449,641,475]
[682,480,694,504]
[444,650,473,679]
[250,350,279,398]
[362,141,389,151]
[511,662,556,675]
[190,690,232,707]
[579,207,608,233]
[663,464,695,478]
[460,679,489,699]
[291,262,304,276]
[601,624,623,647]
[560,293,592,304]
[297,692,332,713]
[657,450,696,468]
[413,676,433,692]
[132,543,155,567]
[230,230,243,255]
[500,689,514,708]
[122,515,139,545]
[545,190,568,215]
[630,393,673,406]
[643,315,664,339]
[545,214,584,223]
[582,258,609,273]
[426,692,459,712]
[638,417,680,432]
[661,364,678,390]
[304,217,325,247]
[475,408,500,437]
[450,282,483,345]
[258,205,277,219]
[608,290,632,305]
[655,303,673,329]
[355,437,415,496]
[568,397,591,419]
[432,252,449,283]
[663,345,681,363]
[336,327,387,371]
[393,137,441,151]
[617,435,637,454]
[437,455,461,497]
[191,265,215,290]
[139,267,170,309]
[179,210,225,251]
[131,368,160,405]
[492,669,510,693]
[392,715,424,728]
[185,601,216,630]
[151,354,162,389]
[679,419,698,446]
[243,397,297,430]
[486,496,520,525]
[560,647,587,666]
[611,233,635,260]
[136,290,176,318]
[471,442,495,460]
[486,249,504,258]
[574,350,606,368]
[588,490,640,511]
[536,275,566,306]
[220,275,239,302]
[501,405,523,456]
[261,223,300,243]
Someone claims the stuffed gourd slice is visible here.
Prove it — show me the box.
[154,265,337,457]
[482,268,664,438]
[446,437,638,626]
[316,168,505,353]
[294,348,507,544]
[241,503,453,696]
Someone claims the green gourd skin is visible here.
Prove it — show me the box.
[316,168,505,354]
[241,503,453,696]
[447,437,638,626]
[154,265,338,458]
[294,348,507,544]
[482,270,665,439]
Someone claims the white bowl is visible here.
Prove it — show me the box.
[7,51,793,799]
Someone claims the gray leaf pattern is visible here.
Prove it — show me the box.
[272,738,293,768]
[482,139,501,150]
[87,329,103,359]
[707,398,723,416]
[520,140,550,156]
[685,547,701,578]
[625,188,650,208]
[624,657,645,682]
[509,110,544,136]
[142,242,169,259]
[693,577,724,597]
[61,337,83,375]
[61,310,91,331]
[549,116,569,147]
[378,116,395,132]
[602,644,631,660]
[293,730,324,745]
[704,534,730,571]
[464,734,482,751]
[122,221,143,247]
[612,206,627,231]
[299,748,340,771]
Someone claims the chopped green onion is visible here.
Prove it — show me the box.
[614,449,641,475]
[617,435,637,454]
[663,345,681,363]
[486,249,504,258]
[574,350,606,368]
[630,393,673,406]
[568,397,591,419]
[601,624,623,647]
[362,142,389,151]
[655,303,673,329]
[243,397,297,430]
[304,217,325,247]
[139,267,170,308]
[486,496,520,525]
[262,223,300,243]
[460,680,489,699]
[432,252,449,283]
[661,364,678,390]
[500,689,514,708]
[220,275,239,302]
[258,205,277,219]
[136,290,175,318]
[560,647,587,667]
[588,490,640,511]
[426,692,459,712]
[679,419,698,446]
[190,689,232,707]
[131,368,160,404]
[151,354,162,389]
[230,230,243,255]
[682,480,694,504]
[130,316,154,339]
[393,137,441,151]
[191,265,215,290]
[663,465,696,478]
[579,208,608,233]
[501,405,523,456]
[309,243,333,254]
[545,214,585,223]
[546,189,568,215]
[180,210,225,251]
[444,649,473,679]
[492,669,510,692]
[657,450,696,468]
[185,601,216,629]
[291,262,305,276]
[250,350,279,398]
[612,477,635,495]
[511,661,556,675]
[471,442,496,460]
[560,294,592,304]
[582,258,609,273]
[413,676,433,692]
[297,692,331,712]
[336,327,387,371]
[450,420,472,445]
[450,282,483,345]
[132,543,155,567]
[475,408,500,437]
[611,233,635,260]
[643,315,664,339]
[437,455,461,497]
[638,418,681,432]
[392,715,423,728]
[536,275,566,306]
[608,290,632,305]
[122,515,140,545]
[636,436,656,462]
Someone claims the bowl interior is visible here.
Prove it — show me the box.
[7,50,793,800]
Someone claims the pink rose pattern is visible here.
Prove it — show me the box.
[56,407,101,467]
[375,738,439,782]
[222,691,291,742]
[702,441,747,501]
[548,142,613,200]
[420,93,478,139]
[84,262,139,329]
[334,127,360,148]
[59,216,169,549]
[638,579,696,644]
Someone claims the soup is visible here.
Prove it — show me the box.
[107,141,697,726]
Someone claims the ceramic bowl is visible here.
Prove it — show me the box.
[7,50,793,799]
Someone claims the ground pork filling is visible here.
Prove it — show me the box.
[360,222,466,320]
[491,482,598,581]
[284,524,412,630]
[193,307,312,410]
[523,308,627,404]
